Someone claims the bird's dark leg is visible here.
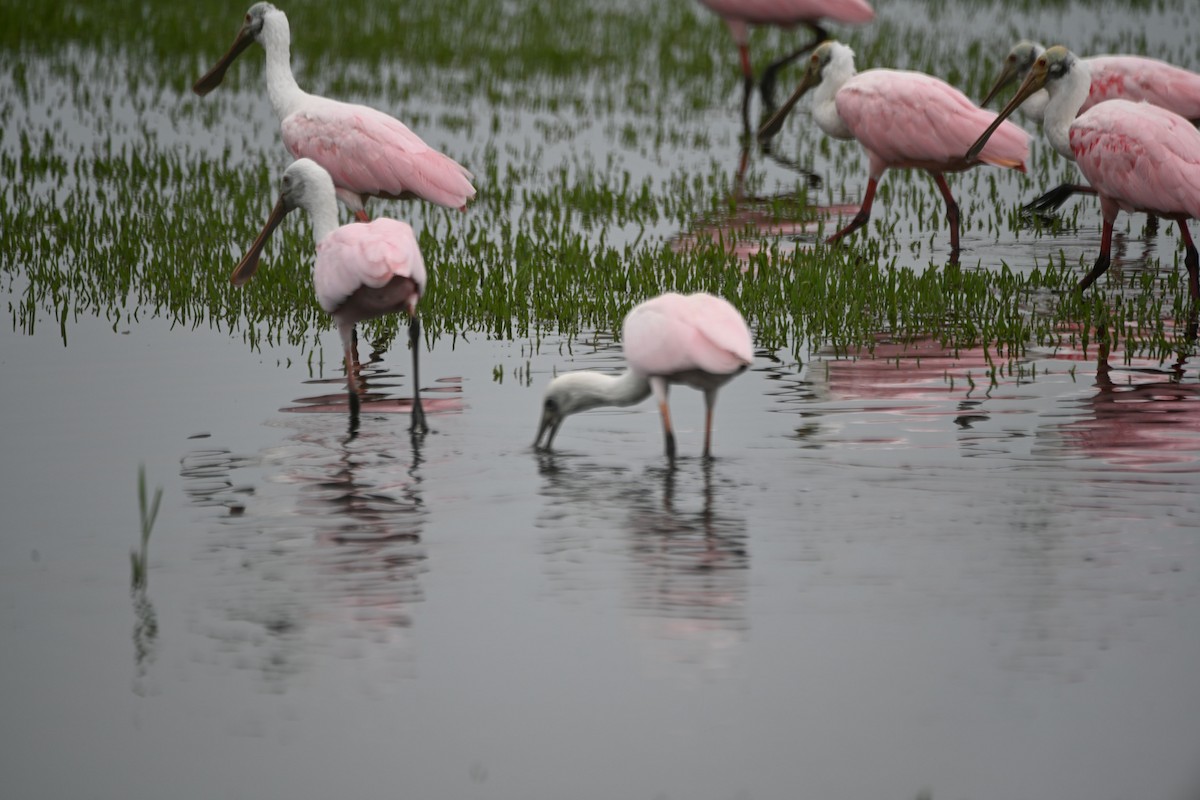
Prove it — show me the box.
[759,23,827,112]
[738,43,755,139]
[930,172,961,261]
[1177,220,1200,301]
[827,177,878,244]
[408,315,428,435]
[1079,219,1114,291]
[702,389,717,460]
[1023,183,1095,215]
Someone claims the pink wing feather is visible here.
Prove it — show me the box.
[1082,56,1200,121]
[837,70,1028,173]
[1071,100,1200,220]
[696,0,874,26]
[623,293,753,378]
[282,97,476,210]
[313,218,427,314]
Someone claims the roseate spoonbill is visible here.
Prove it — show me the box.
[968,46,1200,300]
[758,41,1028,259]
[534,292,754,461]
[982,41,1200,126]
[232,159,430,431]
[194,2,475,220]
[696,0,875,136]
[981,41,1200,214]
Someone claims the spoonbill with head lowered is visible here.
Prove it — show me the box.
[534,292,754,462]
[232,158,431,432]
[697,0,875,137]
[968,46,1200,300]
[758,41,1029,260]
[194,2,475,220]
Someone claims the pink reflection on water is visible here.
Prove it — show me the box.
[668,146,857,265]
[1052,330,1200,471]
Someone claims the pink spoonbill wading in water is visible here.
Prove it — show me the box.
[758,41,1029,262]
[232,158,431,432]
[534,292,754,462]
[980,40,1200,215]
[193,2,475,220]
[697,0,874,138]
[968,46,1200,300]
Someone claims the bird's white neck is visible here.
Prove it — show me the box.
[260,10,306,121]
[1041,61,1092,160]
[300,188,341,244]
[812,49,856,140]
[555,369,652,415]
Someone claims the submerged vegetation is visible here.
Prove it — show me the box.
[1,0,1196,370]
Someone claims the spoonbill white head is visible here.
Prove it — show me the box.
[193,2,283,96]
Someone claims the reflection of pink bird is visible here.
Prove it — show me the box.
[970,46,1200,300]
[760,41,1028,259]
[535,293,754,461]
[194,2,475,220]
[232,159,430,432]
[1053,334,1200,471]
[697,0,874,134]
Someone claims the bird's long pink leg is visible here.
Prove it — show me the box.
[650,376,676,462]
[354,209,370,223]
[930,172,961,258]
[344,347,361,415]
[827,177,878,244]
[1080,219,1115,292]
[659,400,676,462]
[1176,221,1200,301]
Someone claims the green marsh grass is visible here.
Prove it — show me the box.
[130,463,163,591]
[2,0,1197,372]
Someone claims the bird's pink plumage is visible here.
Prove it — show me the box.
[281,97,476,211]
[836,70,1028,173]
[623,293,753,379]
[1071,100,1200,220]
[313,218,426,314]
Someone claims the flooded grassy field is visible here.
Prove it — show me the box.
[3,1,1200,798]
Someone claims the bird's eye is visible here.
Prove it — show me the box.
[245,13,251,23]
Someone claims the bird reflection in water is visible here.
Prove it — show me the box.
[1047,317,1200,470]
[179,408,431,688]
[536,453,749,675]
[671,145,860,265]
[283,340,462,441]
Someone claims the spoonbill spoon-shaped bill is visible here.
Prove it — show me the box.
[232,158,431,431]
[759,41,1028,259]
[534,292,754,461]
[968,46,1200,300]
[194,2,475,219]
[696,0,874,135]
[981,40,1200,125]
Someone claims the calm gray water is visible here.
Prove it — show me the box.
[4,1,1200,798]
